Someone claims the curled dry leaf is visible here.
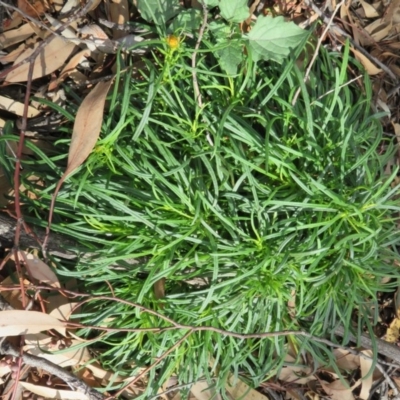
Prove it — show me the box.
[5,36,76,83]
[0,95,40,118]
[0,310,66,336]
[20,382,90,400]
[63,80,113,178]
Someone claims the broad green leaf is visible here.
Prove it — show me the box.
[208,20,232,40]
[204,0,219,7]
[217,40,244,75]
[219,0,249,23]
[245,15,308,63]
[171,9,202,33]
[137,0,180,25]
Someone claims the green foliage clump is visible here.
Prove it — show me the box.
[1,21,400,398]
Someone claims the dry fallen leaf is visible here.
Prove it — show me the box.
[278,354,315,384]
[226,375,270,400]
[0,23,35,49]
[352,48,382,75]
[190,381,217,400]
[5,36,76,83]
[359,350,373,400]
[20,382,90,400]
[48,49,91,91]
[20,251,60,288]
[359,0,380,18]
[0,95,40,117]
[332,348,360,371]
[364,19,392,42]
[0,310,66,336]
[63,80,112,177]
[320,378,360,400]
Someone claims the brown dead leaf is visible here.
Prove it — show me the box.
[226,375,269,400]
[359,0,380,18]
[383,0,400,23]
[359,350,373,400]
[48,49,91,91]
[19,251,60,288]
[0,310,66,336]
[352,48,382,75]
[154,278,166,300]
[190,381,218,400]
[0,95,40,117]
[20,382,90,400]
[63,80,112,177]
[18,0,47,17]
[364,19,392,42]
[5,36,76,83]
[278,354,315,384]
[0,23,35,49]
[320,378,361,400]
[0,44,26,64]
[333,348,360,370]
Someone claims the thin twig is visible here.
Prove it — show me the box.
[292,0,345,106]
[374,363,400,399]
[191,0,213,146]
[30,291,400,368]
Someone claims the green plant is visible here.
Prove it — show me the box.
[1,2,400,398]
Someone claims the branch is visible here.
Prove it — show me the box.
[0,340,106,400]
